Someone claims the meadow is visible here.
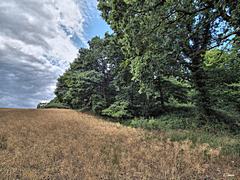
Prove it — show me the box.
[0,109,239,179]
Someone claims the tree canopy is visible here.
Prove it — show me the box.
[98,0,240,120]
[49,0,240,128]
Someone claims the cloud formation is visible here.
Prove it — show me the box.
[0,0,103,108]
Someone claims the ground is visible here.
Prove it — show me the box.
[0,109,239,179]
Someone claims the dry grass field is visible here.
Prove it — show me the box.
[0,109,239,179]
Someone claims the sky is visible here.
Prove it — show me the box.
[0,0,111,108]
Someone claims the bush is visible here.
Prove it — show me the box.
[122,113,240,157]
[44,103,69,109]
[38,97,70,109]
[222,143,240,157]
[102,101,132,118]
[37,102,48,109]
[126,114,198,131]
[91,94,107,114]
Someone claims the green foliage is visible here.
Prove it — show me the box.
[44,103,69,109]
[47,1,240,134]
[222,143,240,157]
[124,116,240,156]
[98,0,240,120]
[52,34,191,118]
[102,101,131,118]
[169,131,240,157]
[204,49,240,112]
[44,0,240,161]
[91,94,107,114]
[54,35,121,112]
[37,103,47,109]
[126,114,197,131]
[38,98,69,109]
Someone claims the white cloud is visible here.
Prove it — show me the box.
[0,0,96,108]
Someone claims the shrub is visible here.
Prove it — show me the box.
[91,94,107,114]
[102,101,132,118]
[44,103,69,109]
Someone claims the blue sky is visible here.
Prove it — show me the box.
[0,0,111,108]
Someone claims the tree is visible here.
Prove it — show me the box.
[98,0,240,122]
[54,33,189,118]
[204,47,240,112]
[54,35,125,113]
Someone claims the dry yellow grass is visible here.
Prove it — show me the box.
[0,109,239,179]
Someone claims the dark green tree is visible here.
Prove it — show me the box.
[98,0,240,122]
[204,47,240,112]
[54,35,125,113]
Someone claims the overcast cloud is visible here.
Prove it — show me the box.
[0,0,108,108]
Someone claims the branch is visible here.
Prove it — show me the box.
[132,1,166,14]
[176,4,212,15]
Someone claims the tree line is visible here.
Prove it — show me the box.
[50,0,240,126]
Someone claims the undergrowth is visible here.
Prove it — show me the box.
[120,108,240,157]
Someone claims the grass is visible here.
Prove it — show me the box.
[121,112,240,158]
[0,109,239,179]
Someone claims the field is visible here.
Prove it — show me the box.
[0,109,239,179]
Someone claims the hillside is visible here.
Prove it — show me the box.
[0,109,239,179]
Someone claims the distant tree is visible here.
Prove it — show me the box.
[54,33,189,118]
[54,35,124,113]
[37,102,47,109]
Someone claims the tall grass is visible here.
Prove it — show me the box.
[122,112,240,157]
[0,109,239,179]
